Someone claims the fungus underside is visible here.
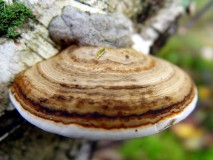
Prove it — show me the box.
[0,0,34,38]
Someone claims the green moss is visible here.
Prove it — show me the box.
[0,0,34,38]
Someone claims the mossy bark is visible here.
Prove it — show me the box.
[0,0,187,159]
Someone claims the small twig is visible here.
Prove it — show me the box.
[185,0,213,29]
[88,141,98,160]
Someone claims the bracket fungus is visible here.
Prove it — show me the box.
[9,46,197,140]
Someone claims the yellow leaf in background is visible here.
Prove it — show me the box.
[172,123,205,150]
[198,85,211,99]
[172,123,203,139]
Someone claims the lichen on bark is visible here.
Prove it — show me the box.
[48,5,133,48]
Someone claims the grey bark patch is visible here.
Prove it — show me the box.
[48,6,133,48]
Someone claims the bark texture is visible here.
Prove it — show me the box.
[0,0,187,159]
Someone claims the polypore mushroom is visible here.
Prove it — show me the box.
[9,46,197,140]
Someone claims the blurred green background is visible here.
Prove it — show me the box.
[120,0,213,160]
[93,0,213,160]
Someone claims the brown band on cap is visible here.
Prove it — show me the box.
[11,77,195,129]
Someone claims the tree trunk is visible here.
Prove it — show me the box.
[0,0,188,159]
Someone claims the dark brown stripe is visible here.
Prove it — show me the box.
[11,79,195,129]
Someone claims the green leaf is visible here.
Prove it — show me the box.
[96,48,106,59]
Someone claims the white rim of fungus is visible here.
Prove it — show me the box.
[9,88,198,140]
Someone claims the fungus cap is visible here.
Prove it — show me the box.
[9,46,197,140]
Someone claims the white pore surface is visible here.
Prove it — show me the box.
[9,88,198,140]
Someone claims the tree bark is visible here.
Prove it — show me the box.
[0,0,188,159]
